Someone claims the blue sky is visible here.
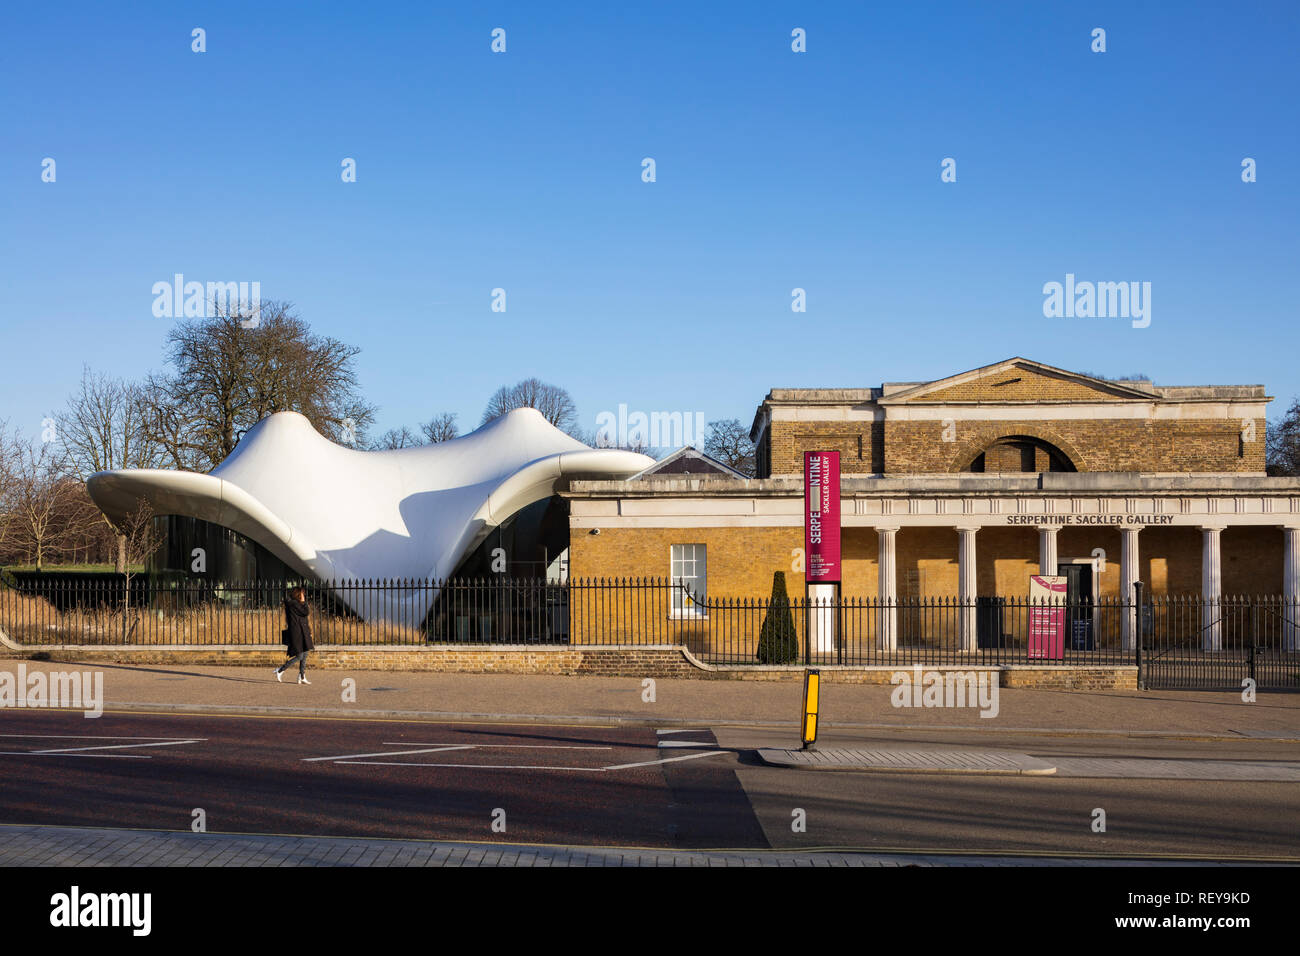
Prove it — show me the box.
[2,1,1298,446]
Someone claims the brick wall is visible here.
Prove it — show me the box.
[881,418,1263,474]
[3,645,704,677]
[918,368,1120,403]
[567,523,1285,606]
[0,645,1137,689]
[570,526,804,597]
[764,421,883,477]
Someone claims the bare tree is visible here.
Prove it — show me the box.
[481,378,578,434]
[55,367,164,571]
[370,426,422,450]
[106,497,166,641]
[1267,398,1300,476]
[0,422,20,558]
[139,299,377,471]
[5,435,94,570]
[421,412,459,444]
[703,419,756,476]
[572,425,656,456]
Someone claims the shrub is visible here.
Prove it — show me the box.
[756,571,800,664]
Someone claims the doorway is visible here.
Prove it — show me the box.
[1058,560,1096,651]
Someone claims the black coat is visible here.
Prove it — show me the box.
[283,597,315,655]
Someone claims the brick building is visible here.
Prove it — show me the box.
[566,358,1300,651]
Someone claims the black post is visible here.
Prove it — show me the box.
[835,581,843,666]
[1250,599,1258,685]
[1134,580,1144,690]
[803,587,811,666]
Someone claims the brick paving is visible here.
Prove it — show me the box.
[757,747,1058,774]
[0,824,1249,867]
[2,661,1297,739]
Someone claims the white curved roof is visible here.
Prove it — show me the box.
[86,409,653,623]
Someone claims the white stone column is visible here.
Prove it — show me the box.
[1120,526,1140,651]
[1037,525,1059,576]
[1201,526,1224,651]
[808,583,836,654]
[957,526,979,652]
[1284,526,1300,652]
[877,527,899,651]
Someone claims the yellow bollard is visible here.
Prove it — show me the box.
[801,668,820,750]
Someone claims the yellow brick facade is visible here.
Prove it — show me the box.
[752,358,1269,477]
[566,519,1288,658]
[570,523,1287,602]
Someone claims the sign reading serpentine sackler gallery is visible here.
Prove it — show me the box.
[804,451,841,583]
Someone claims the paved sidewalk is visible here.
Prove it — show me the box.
[755,746,1300,779]
[2,660,1298,739]
[0,825,1255,867]
[758,747,1058,774]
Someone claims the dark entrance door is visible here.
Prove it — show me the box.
[1058,562,1094,651]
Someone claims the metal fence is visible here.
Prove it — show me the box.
[1139,594,1300,691]
[1,574,1296,689]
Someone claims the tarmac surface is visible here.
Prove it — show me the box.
[0,662,1296,865]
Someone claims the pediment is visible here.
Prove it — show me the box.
[880,358,1158,404]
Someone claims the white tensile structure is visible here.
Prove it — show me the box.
[86,409,653,623]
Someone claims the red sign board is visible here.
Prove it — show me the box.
[1028,574,1067,660]
[804,451,841,583]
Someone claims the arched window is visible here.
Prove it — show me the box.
[965,436,1076,473]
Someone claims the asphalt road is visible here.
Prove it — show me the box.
[0,710,1296,859]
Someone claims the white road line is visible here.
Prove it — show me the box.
[381,742,614,750]
[0,734,200,740]
[657,740,720,749]
[340,760,602,771]
[655,729,710,735]
[31,739,204,754]
[302,746,472,763]
[604,751,731,771]
[0,751,151,759]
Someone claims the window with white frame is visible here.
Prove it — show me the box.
[670,544,707,616]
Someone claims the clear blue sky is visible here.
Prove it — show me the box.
[2,1,1297,446]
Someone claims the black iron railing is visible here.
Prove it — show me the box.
[0,575,1296,688]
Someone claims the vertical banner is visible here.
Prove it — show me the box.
[804,451,841,583]
[1028,574,1067,660]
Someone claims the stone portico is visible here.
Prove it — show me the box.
[566,474,1300,654]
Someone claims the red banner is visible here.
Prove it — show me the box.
[804,451,841,583]
[1028,574,1067,660]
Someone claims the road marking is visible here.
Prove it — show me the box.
[0,751,151,759]
[342,760,603,771]
[656,728,710,735]
[382,742,613,750]
[31,739,205,754]
[657,740,720,749]
[0,735,206,758]
[604,751,731,771]
[302,746,472,762]
[0,734,197,740]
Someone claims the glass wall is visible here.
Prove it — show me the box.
[149,515,297,581]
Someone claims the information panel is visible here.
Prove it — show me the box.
[1028,574,1067,660]
[804,451,841,583]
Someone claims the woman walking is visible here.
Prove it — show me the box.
[276,586,315,684]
